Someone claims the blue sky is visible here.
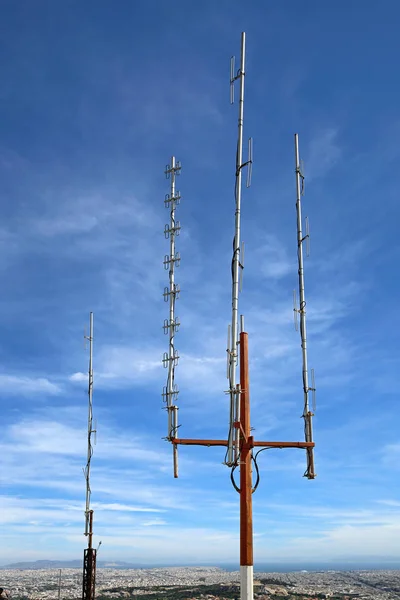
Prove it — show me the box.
[1,0,400,566]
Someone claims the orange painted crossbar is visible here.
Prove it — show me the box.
[171,438,314,449]
[253,441,315,448]
[171,438,228,447]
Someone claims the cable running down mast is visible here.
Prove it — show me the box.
[226,31,253,467]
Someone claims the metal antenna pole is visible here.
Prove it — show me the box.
[83,312,97,600]
[84,312,95,545]
[58,569,61,600]
[294,134,316,479]
[227,32,253,466]
[163,157,182,478]
[239,326,253,600]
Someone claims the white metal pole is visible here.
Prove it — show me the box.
[228,32,246,465]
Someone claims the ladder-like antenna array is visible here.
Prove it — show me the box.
[293,134,316,479]
[162,157,182,478]
[82,312,97,600]
[226,31,253,467]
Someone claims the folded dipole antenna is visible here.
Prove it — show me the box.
[294,134,316,480]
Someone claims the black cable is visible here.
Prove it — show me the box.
[230,448,267,494]
[251,447,272,493]
[225,121,244,466]
[251,453,260,493]
[230,464,240,493]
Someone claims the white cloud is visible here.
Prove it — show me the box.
[305,128,341,180]
[376,499,400,507]
[381,442,400,467]
[92,503,165,513]
[0,374,61,396]
[251,235,294,280]
[69,346,225,395]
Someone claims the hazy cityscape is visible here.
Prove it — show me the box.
[1,566,400,600]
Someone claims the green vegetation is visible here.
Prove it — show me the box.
[97,583,239,600]
[95,584,359,600]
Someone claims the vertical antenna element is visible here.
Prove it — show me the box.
[163,156,182,477]
[226,32,252,467]
[294,134,316,480]
[84,312,95,544]
[82,312,97,600]
[230,56,235,104]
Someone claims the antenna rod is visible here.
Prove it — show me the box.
[163,157,182,477]
[82,312,97,600]
[84,311,95,547]
[227,32,247,466]
[294,134,315,479]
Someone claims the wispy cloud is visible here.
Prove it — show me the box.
[0,374,61,396]
[305,128,341,180]
[251,234,295,280]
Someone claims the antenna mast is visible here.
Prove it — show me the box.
[58,569,61,600]
[227,31,253,466]
[294,134,316,479]
[162,157,182,478]
[82,312,98,600]
[163,34,316,600]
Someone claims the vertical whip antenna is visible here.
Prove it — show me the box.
[226,32,253,467]
[82,312,98,600]
[83,311,96,543]
[162,156,182,478]
[294,134,316,480]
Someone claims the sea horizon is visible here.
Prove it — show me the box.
[1,559,399,572]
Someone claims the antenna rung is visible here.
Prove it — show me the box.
[293,289,299,331]
[239,241,244,293]
[162,352,180,368]
[165,163,182,178]
[163,285,180,301]
[163,253,181,269]
[309,368,316,412]
[305,216,310,256]
[163,318,180,334]
[164,192,181,207]
[164,222,181,238]
[162,385,179,403]
[246,137,253,188]
[230,56,235,104]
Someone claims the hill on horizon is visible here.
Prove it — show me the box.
[0,560,144,570]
